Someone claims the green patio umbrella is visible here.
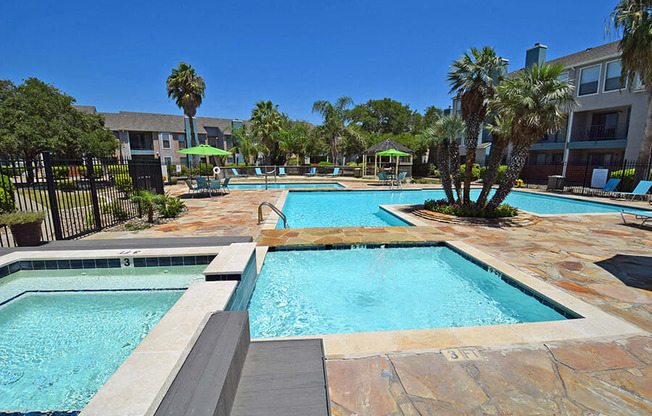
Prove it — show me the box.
[376,149,410,174]
[177,144,232,177]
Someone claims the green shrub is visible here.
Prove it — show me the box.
[167,177,178,185]
[318,161,333,166]
[115,175,134,194]
[0,175,16,211]
[0,211,46,226]
[460,164,481,181]
[157,193,186,218]
[107,165,129,176]
[610,168,652,191]
[0,166,25,177]
[479,165,508,183]
[0,188,15,213]
[78,165,104,178]
[58,180,77,192]
[102,200,129,220]
[198,163,214,176]
[52,166,69,179]
[424,199,517,218]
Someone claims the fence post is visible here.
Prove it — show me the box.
[42,152,64,240]
[85,153,103,231]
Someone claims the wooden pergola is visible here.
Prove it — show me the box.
[361,138,415,177]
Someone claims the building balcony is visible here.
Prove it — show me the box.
[570,122,628,142]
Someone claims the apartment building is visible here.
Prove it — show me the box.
[452,41,649,169]
[74,106,246,166]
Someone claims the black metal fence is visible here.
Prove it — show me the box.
[0,152,164,247]
[520,159,652,193]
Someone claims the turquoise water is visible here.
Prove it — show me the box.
[248,246,568,338]
[278,189,630,228]
[229,182,343,189]
[0,265,205,412]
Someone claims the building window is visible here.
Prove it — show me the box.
[129,132,153,150]
[161,133,171,149]
[198,134,206,145]
[535,153,547,165]
[578,65,600,96]
[558,71,569,84]
[164,157,172,165]
[225,135,232,149]
[180,157,188,166]
[177,134,187,149]
[604,61,626,92]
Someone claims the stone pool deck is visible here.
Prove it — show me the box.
[84,181,652,415]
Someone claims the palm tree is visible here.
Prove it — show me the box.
[437,114,465,201]
[166,62,206,165]
[421,125,455,203]
[608,0,652,180]
[476,115,512,206]
[447,47,507,204]
[486,64,577,211]
[279,122,310,164]
[229,125,265,165]
[312,97,364,163]
[250,100,284,165]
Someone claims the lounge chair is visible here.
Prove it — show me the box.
[590,178,620,196]
[620,209,652,226]
[184,179,202,198]
[305,167,316,176]
[327,167,340,176]
[278,167,287,176]
[255,168,265,177]
[221,177,231,194]
[377,172,389,185]
[393,172,407,189]
[610,180,652,201]
[208,180,223,198]
[231,168,248,178]
[195,177,210,191]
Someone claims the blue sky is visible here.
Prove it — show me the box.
[1,0,620,124]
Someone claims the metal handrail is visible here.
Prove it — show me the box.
[258,202,289,228]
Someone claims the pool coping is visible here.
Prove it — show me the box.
[250,240,646,359]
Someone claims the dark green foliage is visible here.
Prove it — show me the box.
[78,165,103,178]
[0,166,24,177]
[102,200,129,220]
[198,163,214,176]
[115,175,133,194]
[424,199,517,218]
[57,179,77,192]
[0,210,46,226]
[0,188,15,213]
[157,193,186,218]
[480,165,507,183]
[107,165,129,176]
[610,168,652,191]
[52,166,69,179]
[460,164,481,181]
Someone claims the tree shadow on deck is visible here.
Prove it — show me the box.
[595,254,652,291]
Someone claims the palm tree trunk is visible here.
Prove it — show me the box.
[449,140,462,202]
[463,118,481,204]
[427,145,437,165]
[634,89,652,182]
[477,138,508,206]
[486,144,528,211]
[188,116,197,169]
[437,142,455,203]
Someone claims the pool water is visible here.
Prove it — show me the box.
[279,189,629,228]
[0,265,205,412]
[229,182,343,189]
[247,245,568,338]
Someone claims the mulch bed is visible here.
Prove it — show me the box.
[103,208,188,232]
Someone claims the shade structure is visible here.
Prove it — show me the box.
[375,149,410,157]
[177,144,231,156]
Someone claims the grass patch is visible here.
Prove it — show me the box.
[17,188,96,209]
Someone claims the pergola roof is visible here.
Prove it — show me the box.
[362,138,415,155]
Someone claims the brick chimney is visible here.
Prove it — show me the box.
[525,43,547,68]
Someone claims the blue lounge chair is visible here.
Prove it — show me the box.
[231,168,248,178]
[327,167,340,176]
[279,167,287,176]
[305,167,316,176]
[255,168,265,177]
[222,177,231,194]
[184,179,202,198]
[377,172,389,185]
[620,209,652,226]
[590,178,620,196]
[195,177,210,191]
[611,180,652,201]
[393,172,407,188]
[208,180,223,198]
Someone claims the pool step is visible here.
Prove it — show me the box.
[154,311,330,416]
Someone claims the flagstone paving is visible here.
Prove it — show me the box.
[84,181,652,414]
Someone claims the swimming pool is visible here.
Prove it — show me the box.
[229,182,343,189]
[0,264,206,413]
[279,189,630,228]
[247,245,571,338]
